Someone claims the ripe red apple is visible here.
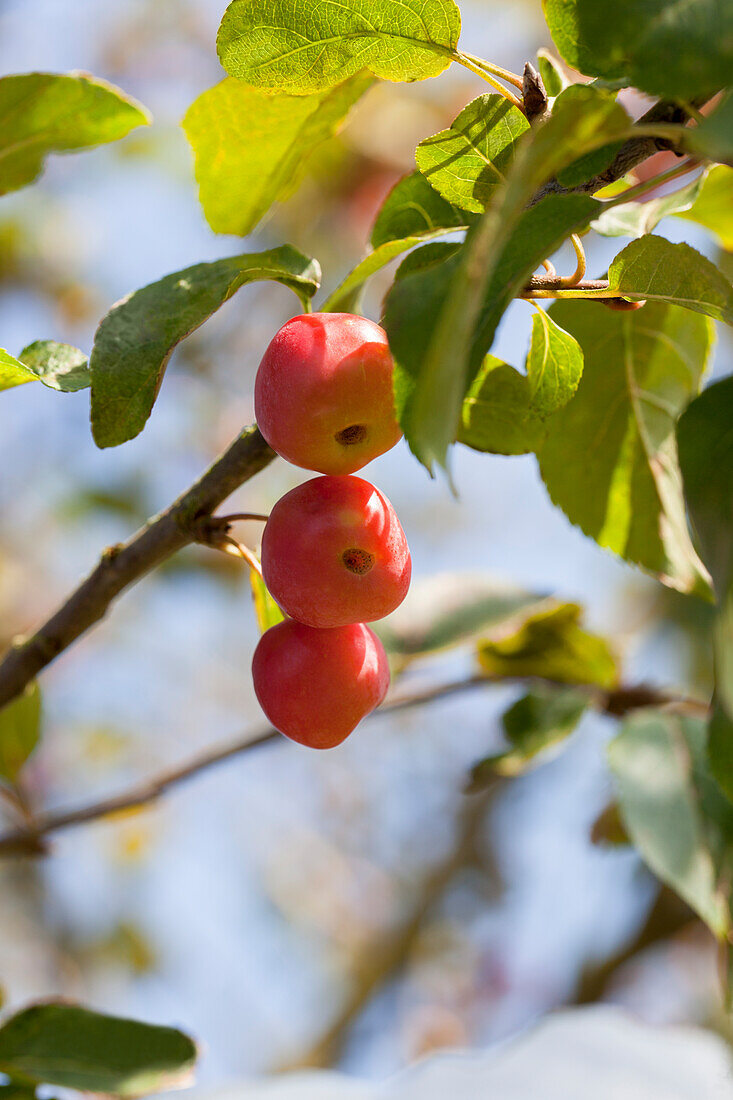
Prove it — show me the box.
[252,619,390,748]
[261,475,411,628]
[254,312,402,474]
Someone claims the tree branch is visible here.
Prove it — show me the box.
[0,674,708,858]
[533,98,694,204]
[0,426,275,713]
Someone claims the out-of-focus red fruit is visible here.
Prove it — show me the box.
[254,312,402,474]
[251,619,390,748]
[261,475,411,628]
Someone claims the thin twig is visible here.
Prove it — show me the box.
[559,234,587,287]
[0,675,708,858]
[453,51,525,110]
[0,426,275,713]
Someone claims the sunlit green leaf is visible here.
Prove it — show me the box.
[90,246,320,448]
[477,601,618,688]
[536,49,568,97]
[0,348,36,392]
[538,299,713,596]
[415,93,529,213]
[543,0,733,100]
[591,172,706,239]
[0,72,150,197]
[678,165,733,251]
[370,171,470,248]
[182,75,371,237]
[606,237,733,325]
[250,572,285,634]
[0,1003,197,1096]
[458,356,546,456]
[217,0,461,93]
[525,307,583,416]
[0,683,40,784]
[609,710,732,939]
[323,228,456,313]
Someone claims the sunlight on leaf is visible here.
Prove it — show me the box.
[183,76,371,236]
[0,72,150,196]
[217,0,461,93]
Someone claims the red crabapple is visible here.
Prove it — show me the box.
[261,475,411,628]
[254,312,402,474]
[252,619,390,748]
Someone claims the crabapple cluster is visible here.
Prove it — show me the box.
[251,312,411,749]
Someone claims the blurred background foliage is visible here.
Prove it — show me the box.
[0,0,730,1082]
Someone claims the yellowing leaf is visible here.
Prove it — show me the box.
[477,602,618,689]
[183,76,371,237]
[0,72,150,196]
[0,683,41,783]
[250,571,285,634]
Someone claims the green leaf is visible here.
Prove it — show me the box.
[0,1003,197,1096]
[458,356,546,456]
[375,573,548,658]
[543,0,733,100]
[677,374,733,598]
[404,83,629,472]
[370,171,470,248]
[217,0,461,94]
[0,349,36,392]
[677,376,733,800]
[0,73,150,197]
[678,166,733,251]
[323,228,457,313]
[18,341,89,392]
[0,684,41,784]
[606,237,733,325]
[401,192,600,469]
[591,172,706,240]
[0,1085,36,1100]
[415,93,529,214]
[688,94,733,166]
[0,342,89,394]
[525,307,583,416]
[250,571,285,634]
[90,246,321,448]
[182,75,371,237]
[536,49,568,97]
[608,711,732,939]
[383,240,463,430]
[538,299,713,596]
[477,601,618,689]
[469,683,587,785]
